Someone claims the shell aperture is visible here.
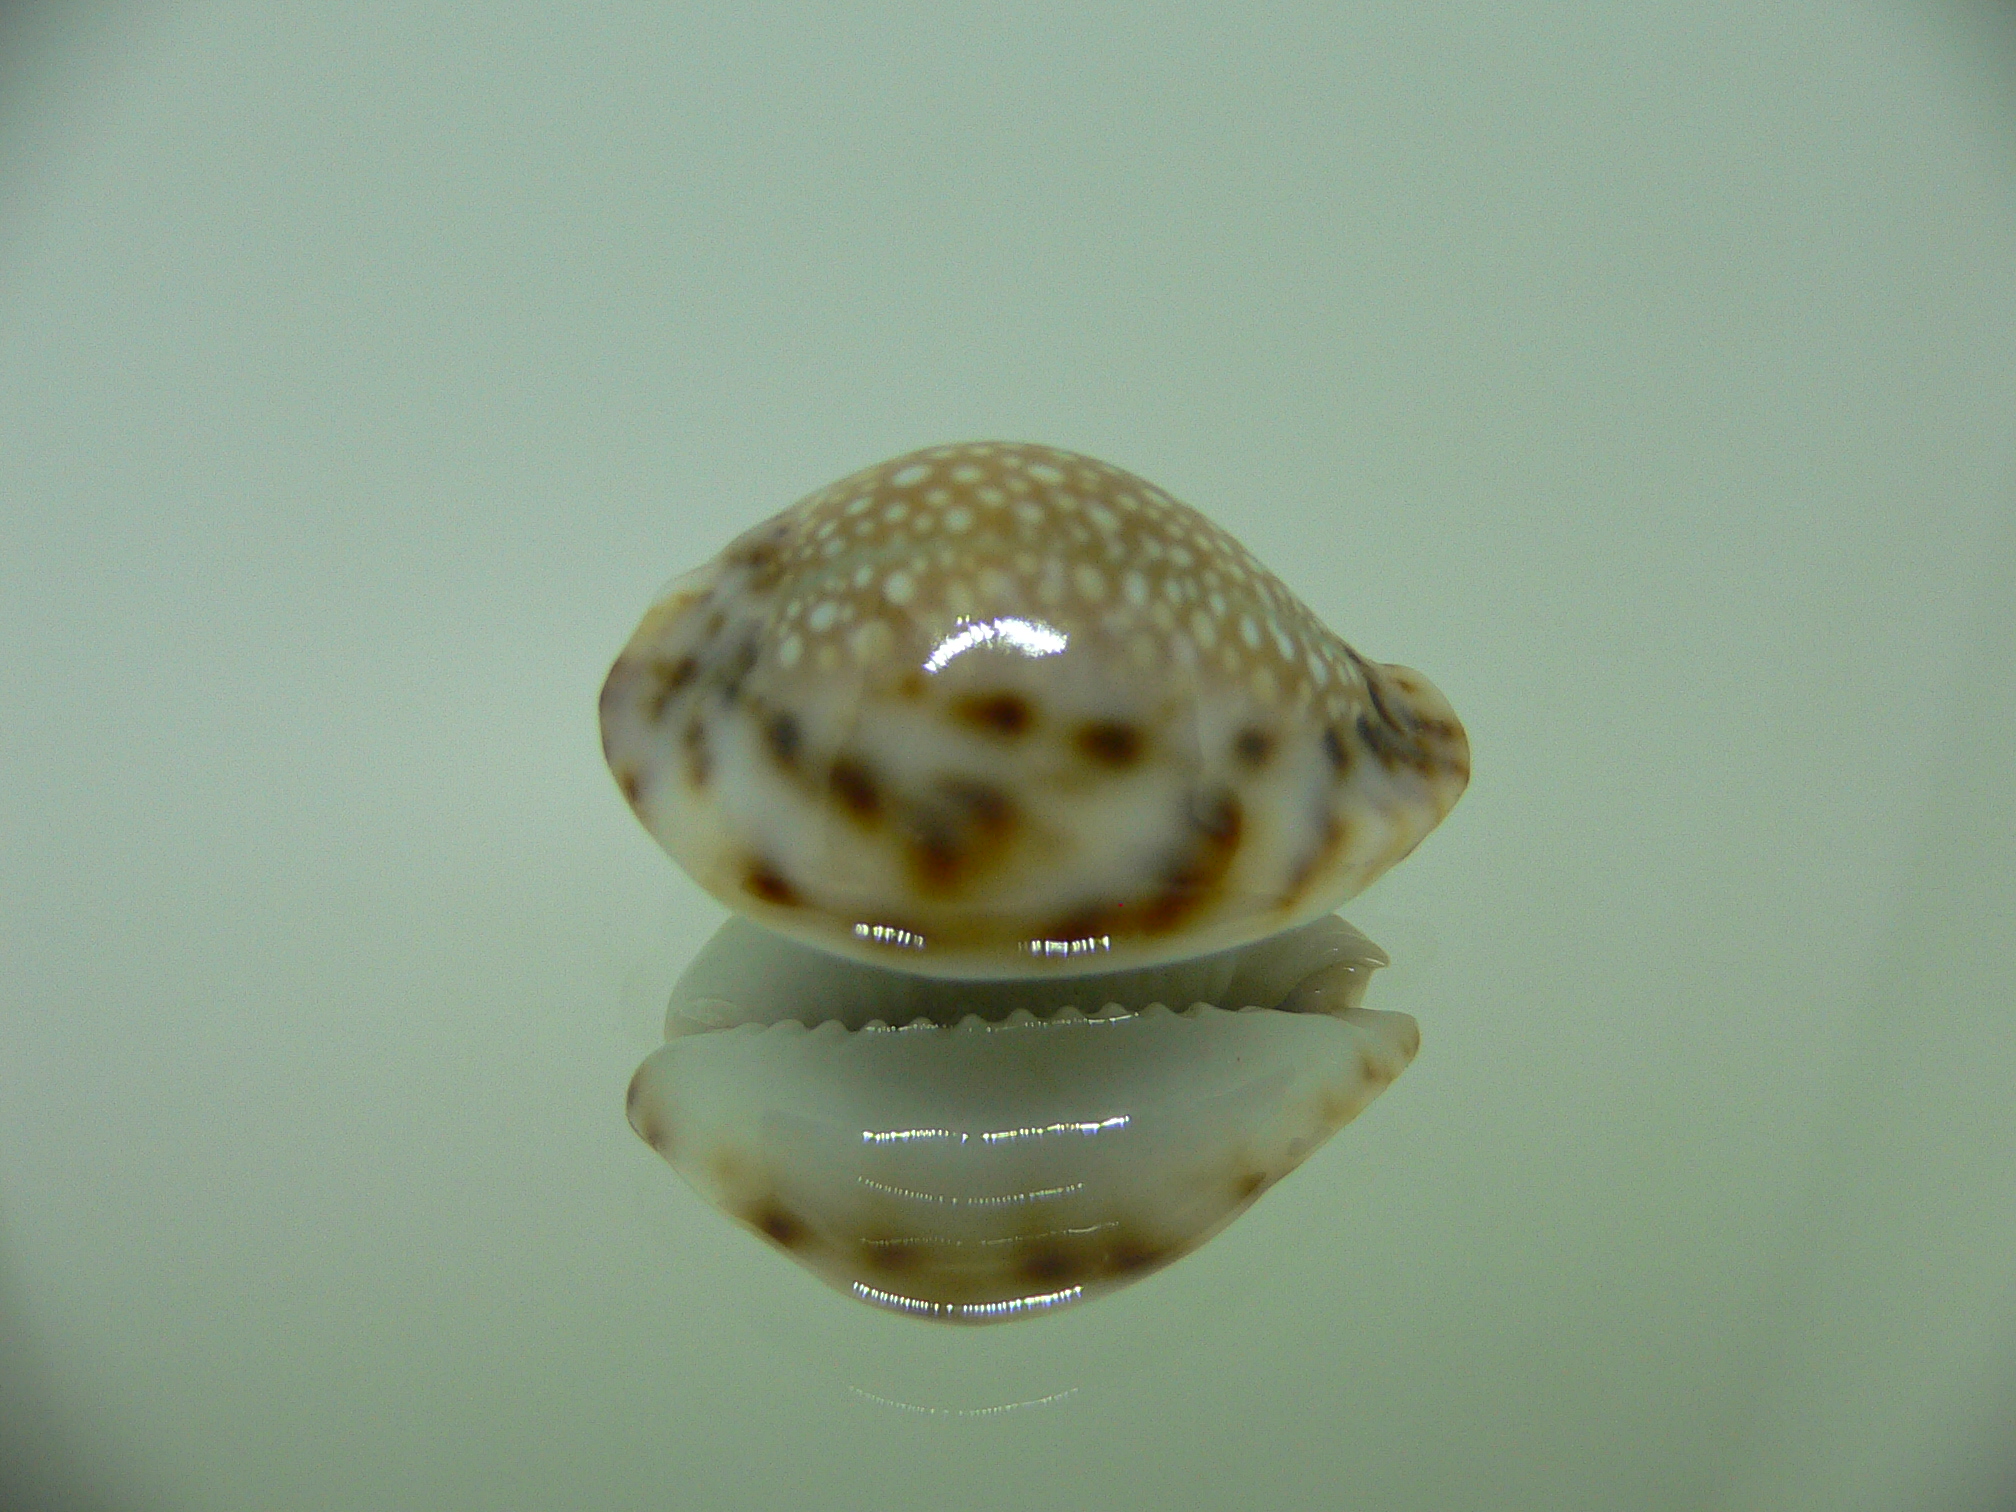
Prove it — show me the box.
[627,913,1417,1322]
[600,442,1468,978]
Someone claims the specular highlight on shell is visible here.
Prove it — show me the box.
[601,442,1468,977]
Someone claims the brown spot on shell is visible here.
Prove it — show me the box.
[745,859,800,906]
[1142,787,1244,933]
[763,710,802,768]
[747,1200,810,1250]
[828,756,883,821]
[1356,658,1407,731]
[1232,1170,1269,1202]
[1357,711,1427,774]
[717,636,760,702]
[614,766,643,807]
[1106,1232,1173,1277]
[953,691,1035,738]
[903,778,1019,892]
[1233,725,1275,768]
[1322,723,1352,777]
[647,655,697,721]
[860,1236,923,1274]
[728,538,788,591]
[682,716,710,786]
[1076,720,1144,768]
[1189,786,1242,845]
[1011,1228,1175,1289]
[1018,1243,1077,1285]
[1351,657,1440,775]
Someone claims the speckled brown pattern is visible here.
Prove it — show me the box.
[601,442,1468,977]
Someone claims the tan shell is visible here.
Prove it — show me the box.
[601,442,1467,978]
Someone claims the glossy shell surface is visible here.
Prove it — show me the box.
[601,442,1468,978]
[627,913,1417,1321]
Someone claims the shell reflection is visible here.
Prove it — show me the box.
[627,913,1417,1321]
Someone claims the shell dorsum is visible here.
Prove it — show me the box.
[600,442,1468,978]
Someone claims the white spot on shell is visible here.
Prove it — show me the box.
[850,619,895,663]
[891,463,932,487]
[808,601,840,632]
[777,633,803,668]
[883,571,916,605]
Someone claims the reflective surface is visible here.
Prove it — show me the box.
[628,915,1412,1319]
[2,3,2015,1510]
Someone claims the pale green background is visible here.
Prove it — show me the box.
[3,3,2014,1509]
